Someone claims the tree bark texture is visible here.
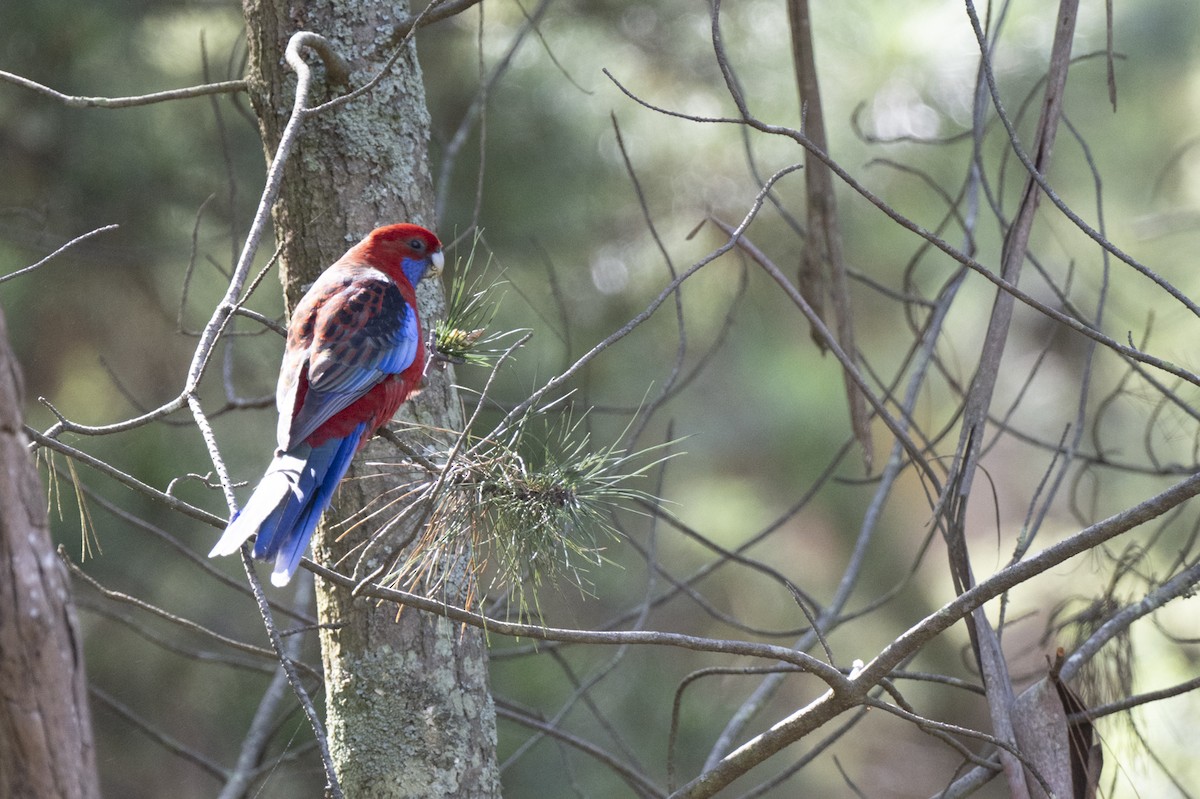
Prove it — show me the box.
[0,307,100,799]
[240,1,500,796]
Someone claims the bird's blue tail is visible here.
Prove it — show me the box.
[209,421,368,586]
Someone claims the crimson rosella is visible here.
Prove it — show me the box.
[209,223,444,586]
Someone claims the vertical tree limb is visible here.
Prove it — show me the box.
[787,0,873,471]
[0,307,100,799]
[942,2,1080,796]
[950,0,1079,515]
[240,2,499,795]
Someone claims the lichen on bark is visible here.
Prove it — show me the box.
[240,1,500,794]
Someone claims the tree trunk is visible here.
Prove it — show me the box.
[0,307,100,799]
[240,2,500,796]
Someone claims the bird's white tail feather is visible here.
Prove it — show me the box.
[270,561,294,587]
[208,452,306,557]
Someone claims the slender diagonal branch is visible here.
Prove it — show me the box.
[0,70,246,108]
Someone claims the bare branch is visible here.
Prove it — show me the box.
[311,560,851,690]
[0,70,245,108]
[496,701,663,798]
[0,225,118,285]
[216,576,312,799]
[90,686,228,780]
[62,549,308,674]
[674,470,1200,797]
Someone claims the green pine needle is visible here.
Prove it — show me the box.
[434,231,518,366]
[385,410,678,619]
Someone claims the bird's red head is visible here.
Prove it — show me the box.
[360,223,445,286]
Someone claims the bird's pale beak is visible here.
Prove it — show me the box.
[428,249,445,278]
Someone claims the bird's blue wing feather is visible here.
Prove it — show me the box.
[209,422,370,586]
[284,274,418,448]
[268,421,367,586]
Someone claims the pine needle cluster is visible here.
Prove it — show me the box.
[432,232,512,366]
[388,412,673,618]
[365,236,675,614]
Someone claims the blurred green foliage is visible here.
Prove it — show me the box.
[4,0,1200,796]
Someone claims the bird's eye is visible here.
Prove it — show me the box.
[408,237,425,252]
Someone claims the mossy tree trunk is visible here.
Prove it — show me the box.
[240,1,500,795]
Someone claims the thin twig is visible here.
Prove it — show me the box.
[240,548,342,799]
[0,70,245,108]
[0,224,119,285]
[29,429,223,527]
[90,685,228,780]
[484,163,806,444]
[217,574,314,799]
[495,701,663,798]
[312,559,850,689]
[672,469,1200,797]
[61,548,309,674]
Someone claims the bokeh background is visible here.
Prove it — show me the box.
[3,1,1200,796]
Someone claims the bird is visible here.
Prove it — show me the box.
[209,223,444,586]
